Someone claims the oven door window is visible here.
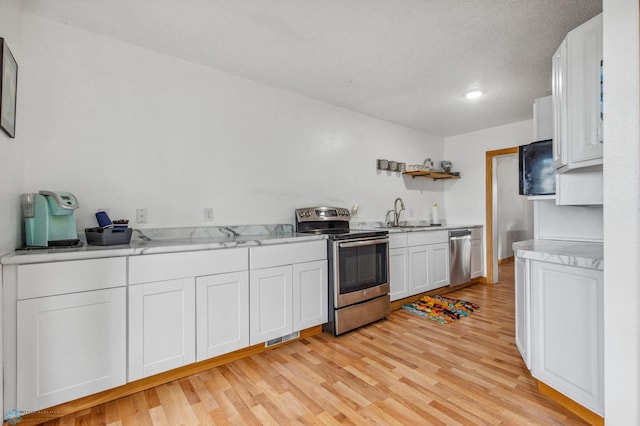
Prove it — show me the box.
[338,242,388,294]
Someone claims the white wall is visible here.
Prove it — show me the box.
[0,1,26,255]
[602,0,640,423]
[443,119,533,226]
[496,154,533,259]
[19,13,445,232]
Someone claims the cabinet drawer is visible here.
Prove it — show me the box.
[129,248,248,284]
[18,257,127,300]
[407,231,448,246]
[389,232,408,249]
[471,228,483,240]
[250,240,326,270]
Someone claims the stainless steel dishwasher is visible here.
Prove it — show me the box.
[449,230,471,286]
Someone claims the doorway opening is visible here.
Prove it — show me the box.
[485,146,534,284]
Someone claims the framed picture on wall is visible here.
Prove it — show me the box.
[1,38,18,138]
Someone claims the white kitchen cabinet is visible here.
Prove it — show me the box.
[129,248,248,371]
[406,231,450,295]
[514,256,530,369]
[196,271,249,361]
[408,245,430,295]
[249,241,327,345]
[429,242,450,288]
[528,260,604,416]
[470,228,483,279]
[293,260,328,331]
[128,278,196,380]
[12,258,127,411]
[17,288,126,410]
[553,13,603,173]
[250,265,293,344]
[389,247,409,301]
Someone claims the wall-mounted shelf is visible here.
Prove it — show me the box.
[402,171,461,180]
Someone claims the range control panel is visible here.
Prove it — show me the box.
[295,206,351,222]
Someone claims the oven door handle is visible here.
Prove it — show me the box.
[338,238,389,248]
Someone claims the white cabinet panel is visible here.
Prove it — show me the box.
[553,13,603,172]
[514,256,530,369]
[533,95,553,141]
[471,238,483,279]
[129,248,247,284]
[249,241,326,270]
[552,39,568,169]
[293,260,327,330]
[196,272,249,361]
[429,243,450,289]
[17,288,126,410]
[18,257,126,300]
[566,13,603,166]
[407,230,448,246]
[250,266,293,345]
[408,246,430,295]
[389,232,408,249]
[530,261,603,415]
[389,247,409,301]
[129,278,196,380]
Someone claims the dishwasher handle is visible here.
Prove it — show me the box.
[449,230,471,239]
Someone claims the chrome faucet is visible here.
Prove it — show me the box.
[386,198,405,227]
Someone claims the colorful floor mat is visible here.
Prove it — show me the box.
[401,295,479,324]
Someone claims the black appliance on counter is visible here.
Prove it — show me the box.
[295,207,389,335]
[519,139,556,196]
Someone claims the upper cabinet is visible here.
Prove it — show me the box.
[553,13,603,173]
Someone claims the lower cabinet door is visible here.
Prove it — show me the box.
[471,238,483,279]
[429,242,450,289]
[196,271,249,361]
[129,278,196,381]
[293,260,328,330]
[250,265,293,345]
[17,288,126,410]
[408,245,430,295]
[389,247,409,301]
[530,260,604,415]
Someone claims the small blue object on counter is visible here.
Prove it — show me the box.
[95,210,113,228]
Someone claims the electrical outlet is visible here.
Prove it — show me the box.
[136,208,147,224]
[204,208,214,222]
[409,208,415,218]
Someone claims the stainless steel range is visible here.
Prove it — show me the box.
[295,206,390,335]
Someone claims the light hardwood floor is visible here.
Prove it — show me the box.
[42,261,588,425]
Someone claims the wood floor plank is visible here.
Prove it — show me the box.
[41,261,590,425]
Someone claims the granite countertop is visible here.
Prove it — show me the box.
[0,225,327,265]
[352,221,482,233]
[512,239,603,270]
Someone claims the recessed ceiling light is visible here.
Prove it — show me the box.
[464,89,485,100]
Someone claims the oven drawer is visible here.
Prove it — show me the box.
[250,240,327,270]
[334,294,390,335]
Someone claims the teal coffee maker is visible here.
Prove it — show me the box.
[22,191,80,247]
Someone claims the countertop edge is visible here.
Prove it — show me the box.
[513,239,604,271]
[0,234,328,265]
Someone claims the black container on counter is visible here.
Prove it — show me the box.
[85,227,132,246]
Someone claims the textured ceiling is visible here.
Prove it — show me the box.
[22,0,602,137]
